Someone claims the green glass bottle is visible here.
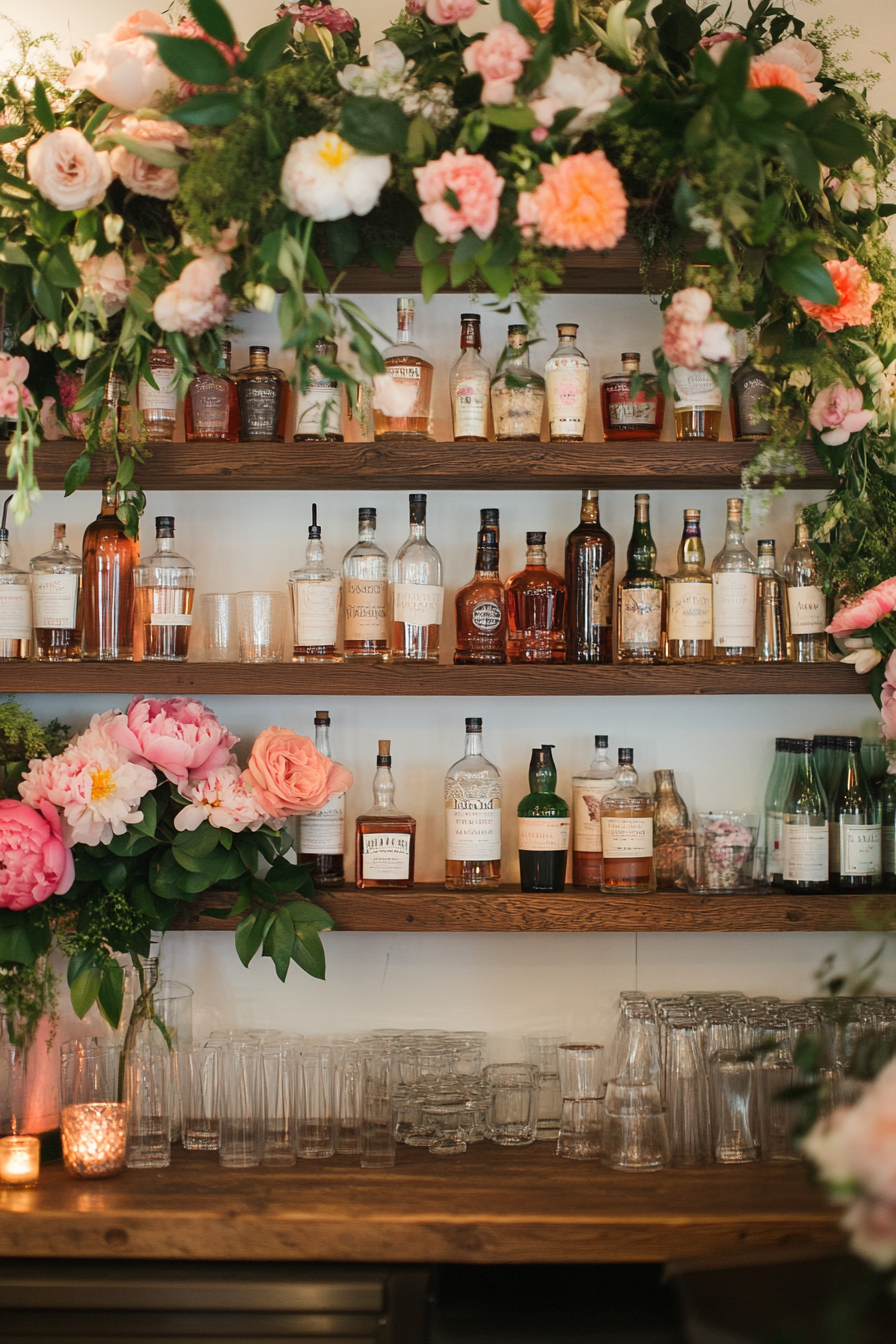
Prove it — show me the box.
[764,738,795,887]
[830,735,880,892]
[782,740,828,895]
[616,493,664,664]
[879,771,896,892]
[518,745,570,893]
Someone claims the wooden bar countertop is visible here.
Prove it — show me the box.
[0,1145,842,1264]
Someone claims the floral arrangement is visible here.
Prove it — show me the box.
[0,696,351,1031]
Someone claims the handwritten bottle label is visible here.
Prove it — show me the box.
[712,572,757,647]
[392,583,444,627]
[32,573,78,629]
[344,578,387,643]
[601,816,653,859]
[518,817,570,851]
[446,802,501,860]
[301,793,345,855]
[361,832,411,880]
[667,580,712,641]
[787,585,826,635]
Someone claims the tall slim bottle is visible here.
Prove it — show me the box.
[517,745,569,893]
[829,735,880,893]
[298,711,346,888]
[781,740,828,895]
[783,518,827,662]
[571,735,615,887]
[450,313,490,442]
[711,498,757,664]
[342,507,389,662]
[600,748,656,894]
[545,324,589,442]
[665,509,712,663]
[879,772,896,892]
[0,496,31,660]
[755,539,790,663]
[81,481,138,661]
[616,494,664,665]
[763,739,794,888]
[355,741,417,890]
[288,504,342,663]
[564,488,615,665]
[444,717,502,890]
[391,493,443,662]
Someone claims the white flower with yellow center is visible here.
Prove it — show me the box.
[280,130,391,222]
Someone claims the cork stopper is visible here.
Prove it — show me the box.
[54,523,65,540]
[378,740,390,756]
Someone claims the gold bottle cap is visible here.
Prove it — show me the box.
[727,497,744,517]
[684,508,700,520]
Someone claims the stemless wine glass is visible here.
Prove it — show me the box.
[179,1046,219,1151]
[297,1044,336,1159]
[262,1042,297,1168]
[485,1063,537,1146]
[709,1050,758,1164]
[125,1045,171,1169]
[664,1016,711,1166]
[236,591,289,663]
[192,593,238,662]
[219,1042,263,1169]
[360,1047,395,1170]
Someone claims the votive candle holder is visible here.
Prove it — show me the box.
[61,1102,127,1179]
[0,1134,40,1186]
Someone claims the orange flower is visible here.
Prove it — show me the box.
[517,150,627,253]
[747,58,816,105]
[520,0,554,31]
[798,257,884,333]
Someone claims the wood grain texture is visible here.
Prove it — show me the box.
[0,1144,842,1264]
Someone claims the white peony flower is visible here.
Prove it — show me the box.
[338,40,408,97]
[841,647,883,674]
[531,51,623,132]
[174,764,269,833]
[372,373,417,417]
[830,158,877,214]
[281,131,391,222]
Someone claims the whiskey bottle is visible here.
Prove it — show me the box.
[294,337,343,442]
[518,745,570,894]
[730,334,772,441]
[355,740,416,890]
[480,506,500,543]
[0,495,31,660]
[342,507,389,662]
[617,493,663,664]
[138,347,178,441]
[829,736,879,893]
[600,352,664,441]
[711,498,757,663]
[600,748,656,895]
[671,365,722,442]
[783,517,827,663]
[297,710,346,888]
[565,488,614,665]
[665,508,712,663]
[490,325,545,441]
[81,481,138,662]
[185,340,240,443]
[755,539,790,663]
[30,523,82,661]
[288,503,342,663]
[571,735,615,888]
[454,527,506,665]
[444,717,502,890]
[450,313,490,442]
[134,516,195,662]
[391,493,443,662]
[504,532,567,663]
[374,298,434,442]
[545,324,589,442]
[235,346,289,442]
[781,740,828,895]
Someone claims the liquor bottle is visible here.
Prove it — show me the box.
[600,352,664,441]
[755,539,790,663]
[288,503,342,663]
[134,516,196,662]
[518,745,570,894]
[783,518,827,663]
[781,739,828,895]
[450,313,490,442]
[730,334,772,441]
[355,740,416,890]
[653,769,690,888]
[342,507,389,662]
[764,739,795,887]
[30,523,82,661]
[374,298,434,442]
[98,372,125,448]
[184,340,240,443]
[293,337,343,442]
[665,508,712,663]
[545,324,589,442]
[444,717,502,890]
[0,495,31,660]
[813,735,837,803]
[391,493,443,662]
[571,735,615,887]
[671,365,722,442]
[564,488,615,665]
[235,346,289,442]
[711,498,758,663]
[297,710,346,887]
[600,748,656,894]
[81,481,138,662]
[504,532,567,663]
[490,325,545,441]
[829,735,880,892]
[138,347,178,441]
[879,771,896,892]
[617,493,663,665]
[454,527,507,665]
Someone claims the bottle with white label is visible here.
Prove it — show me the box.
[763,739,795,887]
[454,527,506,665]
[783,517,827,663]
[355,740,416,890]
[545,323,589,442]
[445,717,502,890]
[781,739,828,895]
[829,735,879,893]
[711,497,758,663]
[30,522,81,661]
[671,364,722,442]
[450,314,490,442]
[391,493,443,662]
[665,508,712,662]
[289,503,342,663]
[755,539,790,663]
[293,337,343,442]
[0,494,31,660]
[138,347,178,442]
[518,744,569,893]
[134,516,195,662]
[342,507,389,662]
[571,735,615,888]
[297,710,346,888]
[617,493,664,664]
[600,748,656,894]
[374,298,433,442]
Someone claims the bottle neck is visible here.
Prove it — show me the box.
[678,524,705,569]
[358,520,376,544]
[507,339,530,369]
[655,769,675,793]
[464,731,483,759]
[590,746,611,770]
[314,723,332,759]
[100,486,118,516]
[795,522,810,547]
[396,308,414,345]
[52,534,67,554]
[460,321,481,351]
[155,534,175,553]
[725,513,745,548]
[758,548,777,574]
[475,544,499,575]
[372,764,396,808]
[305,536,326,569]
[580,494,599,525]
[249,352,269,369]
[628,512,656,573]
[526,545,546,568]
[529,761,557,793]
[0,537,9,565]
[408,519,427,543]
[615,762,639,789]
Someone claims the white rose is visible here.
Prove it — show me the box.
[79,251,133,317]
[281,131,391,222]
[26,128,113,212]
[698,321,735,364]
[338,40,407,97]
[66,31,173,112]
[532,52,622,132]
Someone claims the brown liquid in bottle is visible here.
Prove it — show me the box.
[81,483,138,661]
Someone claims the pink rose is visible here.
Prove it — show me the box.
[698,31,745,64]
[108,116,190,201]
[697,320,734,364]
[242,727,354,819]
[805,1057,896,1204]
[809,382,872,446]
[464,23,530,106]
[754,36,822,102]
[79,251,133,316]
[0,798,74,912]
[27,128,113,211]
[827,578,896,637]
[277,2,355,34]
[425,0,478,23]
[414,149,503,244]
[842,1197,896,1270]
[106,696,238,785]
[110,9,170,40]
[669,286,713,324]
[66,14,173,111]
[154,254,231,337]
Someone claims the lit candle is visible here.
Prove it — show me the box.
[0,1135,40,1187]
[61,1103,127,1179]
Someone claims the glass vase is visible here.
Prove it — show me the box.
[653,770,690,888]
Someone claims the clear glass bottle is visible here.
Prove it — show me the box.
[781,739,828,895]
[600,352,664,441]
[134,516,195,662]
[565,488,615,665]
[783,517,827,662]
[454,527,506,665]
[138,347,178,442]
[293,337,343,442]
[600,748,656,894]
[30,522,82,661]
[450,313,490,442]
[0,495,31,660]
[342,507,389,662]
[665,508,713,663]
[711,497,758,663]
[97,372,125,449]
[829,735,879,893]
[235,346,289,442]
[296,710,346,888]
[730,333,772,441]
[504,531,567,663]
[518,745,569,894]
[653,769,690,888]
[288,504,342,663]
[671,365,722,442]
[374,298,433,442]
[571,734,615,888]
[81,481,138,662]
[764,739,795,887]
[391,493,443,662]
[617,493,664,664]
[355,740,416,890]
[545,323,589,442]
[185,340,240,443]
[444,716,502,890]
[755,539,790,664]
[490,324,545,441]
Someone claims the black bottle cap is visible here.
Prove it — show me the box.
[527,531,546,545]
[309,503,321,540]
[460,313,480,322]
[358,507,376,521]
[466,717,482,732]
[480,508,499,525]
[777,738,790,750]
[314,711,330,725]
[156,516,175,537]
[409,493,426,524]
[618,748,634,764]
[595,735,608,749]
[249,345,269,354]
[844,735,862,752]
[812,735,828,748]
[792,739,814,753]
[531,744,555,768]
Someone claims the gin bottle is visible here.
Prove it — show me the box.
[545,323,589,441]
[374,298,433,442]
[289,504,342,663]
[355,741,416,890]
[134,516,196,662]
[617,493,663,664]
[829,736,879,893]
[444,717,502,890]
[711,498,757,663]
[781,740,828,895]
[571,735,615,888]
[564,488,615,665]
[391,493,443,662]
[297,710,346,888]
[490,325,544,441]
[0,496,31,660]
[666,509,712,663]
[783,518,827,663]
[30,523,81,661]
[342,507,389,662]
[450,314,490,442]
[600,749,656,894]
[518,745,569,894]
[755,539,790,663]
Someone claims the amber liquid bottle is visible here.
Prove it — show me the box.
[454,527,507,664]
[600,748,656,894]
[184,340,241,443]
[600,352,664,441]
[355,741,417,890]
[565,488,615,664]
[81,481,138,661]
[505,531,567,663]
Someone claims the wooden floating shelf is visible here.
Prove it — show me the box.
[33,439,829,493]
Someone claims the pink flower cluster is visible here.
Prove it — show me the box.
[171,15,242,100]
[799,257,883,334]
[661,288,734,370]
[278,1,355,33]
[175,765,269,833]
[107,696,238,785]
[809,382,872,447]
[424,0,478,23]
[827,578,896,638]
[109,116,191,201]
[153,254,232,337]
[463,23,530,105]
[414,149,503,244]
[0,798,73,912]
[0,355,34,419]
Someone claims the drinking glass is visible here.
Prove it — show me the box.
[219,1043,263,1169]
[298,1045,336,1159]
[192,593,238,662]
[709,1050,758,1164]
[179,1046,219,1151]
[557,1044,604,1099]
[424,1100,469,1156]
[360,1048,394,1169]
[59,1043,120,1107]
[0,1043,28,1137]
[759,1052,800,1163]
[125,1046,171,1169]
[664,1017,711,1166]
[556,1097,602,1161]
[687,813,759,893]
[608,1007,660,1087]
[336,1047,362,1156]
[262,1042,296,1168]
[526,1034,565,1141]
[485,1063,537,1146]
[604,1079,663,1114]
[236,590,289,663]
[602,1107,670,1170]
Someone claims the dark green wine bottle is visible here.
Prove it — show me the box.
[518,745,569,893]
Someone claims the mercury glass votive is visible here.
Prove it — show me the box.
[61,1103,127,1179]
[0,1134,40,1186]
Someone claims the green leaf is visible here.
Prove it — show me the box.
[152,33,232,86]
[64,453,91,496]
[716,32,750,103]
[45,242,81,289]
[768,246,838,305]
[804,117,869,169]
[82,102,113,143]
[100,131,186,171]
[189,0,236,46]
[284,899,335,933]
[325,216,360,270]
[485,105,537,131]
[0,925,37,965]
[170,90,241,125]
[173,821,220,858]
[451,257,476,288]
[421,261,447,301]
[549,0,575,53]
[290,925,326,980]
[69,956,102,1019]
[97,959,124,1030]
[413,222,441,266]
[263,906,295,982]
[235,909,266,967]
[499,0,540,41]
[34,273,62,327]
[776,127,821,195]
[0,241,31,267]
[0,124,26,143]
[238,17,291,80]
[480,263,514,298]
[265,856,314,895]
[101,860,128,893]
[31,78,54,132]
[340,95,408,156]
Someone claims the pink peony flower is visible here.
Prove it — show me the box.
[804,1056,896,1206]
[463,23,530,106]
[278,2,355,34]
[799,257,883,334]
[66,13,173,111]
[668,287,713,324]
[826,578,896,636]
[754,36,822,102]
[372,373,418,417]
[698,320,735,364]
[809,381,872,446]
[748,58,816,105]
[108,116,190,201]
[520,0,554,32]
[414,149,503,244]
[0,798,74,912]
[106,696,238,785]
[174,761,271,832]
[0,354,35,415]
[27,128,113,212]
[243,728,353,820]
[662,288,734,369]
[425,0,479,24]
[842,1197,896,1270]
[110,9,170,41]
[698,31,745,64]
[153,254,231,338]
[880,659,896,741]
[79,251,134,316]
[513,150,627,252]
